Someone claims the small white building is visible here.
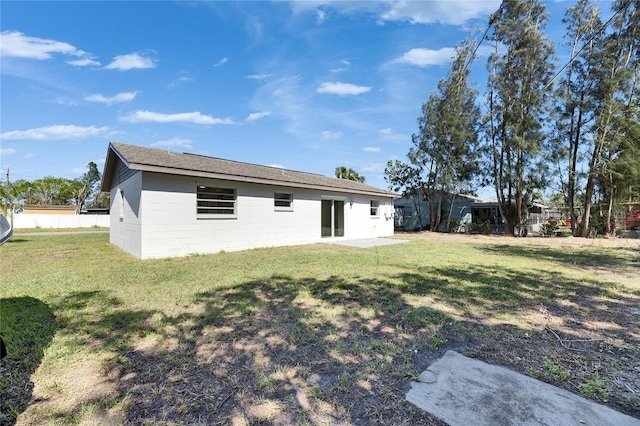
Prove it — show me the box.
[101,142,398,259]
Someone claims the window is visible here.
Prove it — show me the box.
[197,186,236,218]
[370,200,380,217]
[119,190,125,221]
[274,192,293,211]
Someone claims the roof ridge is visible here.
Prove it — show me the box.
[181,151,333,179]
[105,141,397,196]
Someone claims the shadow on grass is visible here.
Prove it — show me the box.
[398,264,638,345]
[3,238,27,244]
[481,244,640,271]
[400,263,620,309]
[0,297,56,425]
[42,278,449,425]
[29,269,640,424]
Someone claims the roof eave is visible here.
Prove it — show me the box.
[128,163,397,197]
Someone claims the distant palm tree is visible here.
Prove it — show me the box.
[335,166,365,183]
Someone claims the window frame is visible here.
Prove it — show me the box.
[274,192,294,212]
[370,200,380,217]
[119,189,125,221]
[196,185,237,219]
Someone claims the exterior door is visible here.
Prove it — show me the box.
[321,199,344,237]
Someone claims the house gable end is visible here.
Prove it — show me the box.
[101,143,134,192]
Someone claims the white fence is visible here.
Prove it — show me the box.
[12,214,110,229]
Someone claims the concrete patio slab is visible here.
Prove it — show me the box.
[324,238,409,248]
[407,351,639,426]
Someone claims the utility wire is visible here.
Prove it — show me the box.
[542,0,633,91]
[466,0,632,89]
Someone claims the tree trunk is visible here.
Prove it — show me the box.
[446,193,457,232]
[434,191,443,232]
[581,109,611,237]
[606,183,614,236]
[412,194,424,231]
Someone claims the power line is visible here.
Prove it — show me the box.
[542,0,633,91]
[469,0,632,90]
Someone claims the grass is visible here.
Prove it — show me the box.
[1,233,639,424]
[12,227,108,234]
[528,358,571,382]
[579,377,610,400]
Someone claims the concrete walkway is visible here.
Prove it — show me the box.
[407,351,639,426]
[324,237,408,248]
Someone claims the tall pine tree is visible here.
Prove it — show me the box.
[553,0,602,235]
[410,39,482,231]
[581,0,639,236]
[485,0,555,236]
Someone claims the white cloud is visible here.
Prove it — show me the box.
[378,128,406,141]
[0,125,111,140]
[105,53,155,70]
[0,30,87,60]
[321,130,343,140]
[246,111,271,122]
[289,1,499,26]
[380,1,500,25]
[85,91,139,105]
[396,47,455,67]
[266,163,285,169]
[67,58,101,67]
[0,148,16,155]
[317,82,371,96]
[120,110,234,125]
[363,146,381,153]
[214,57,229,67]
[249,75,308,135]
[52,97,78,106]
[150,137,193,149]
[168,76,194,89]
[330,59,351,73]
[247,74,271,80]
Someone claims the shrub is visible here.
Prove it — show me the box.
[540,220,559,236]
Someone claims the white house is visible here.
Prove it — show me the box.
[101,142,398,259]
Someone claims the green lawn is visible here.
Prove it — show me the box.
[1,233,638,425]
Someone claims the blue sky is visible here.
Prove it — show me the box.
[0,1,612,193]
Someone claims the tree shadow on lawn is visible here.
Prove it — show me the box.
[28,267,640,424]
[0,297,56,425]
[481,243,640,272]
[16,291,167,425]
[398,264,640,417]
[108,276,449,425]
[400,263,638,347]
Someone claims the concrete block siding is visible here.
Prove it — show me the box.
[112,172,394,259]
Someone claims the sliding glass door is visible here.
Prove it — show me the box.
[321,199,344,238]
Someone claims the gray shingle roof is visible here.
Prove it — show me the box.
[101,142,398,197]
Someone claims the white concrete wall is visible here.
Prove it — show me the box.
[110,171,142,258]
[345,195,395,239]
[131,172,395,259]
[12,214,110,229]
